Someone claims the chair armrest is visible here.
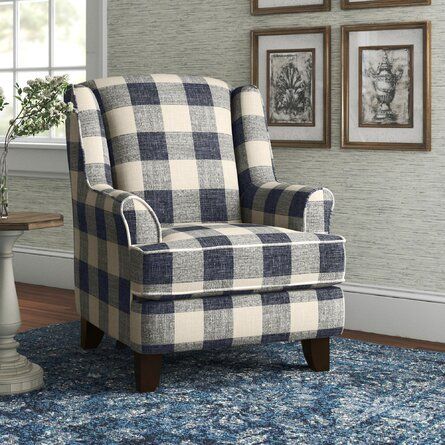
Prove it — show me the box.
[82,184,162,246]
[241,182,334,234]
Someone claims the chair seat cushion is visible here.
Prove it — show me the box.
[130,223,345,300]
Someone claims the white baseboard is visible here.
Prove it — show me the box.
[342,283,445,343]
[13,246,74,289]
[12,247,445,343]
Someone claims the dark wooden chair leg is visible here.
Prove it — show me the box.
[301,338,330,371]
[80,317,104,350]
[134,352,163,393]
[115,340,127,349]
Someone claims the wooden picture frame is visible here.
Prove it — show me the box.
[341,22,431,151]
[252,0,331,15]
[252,27,331,149]
[341,0,430,9]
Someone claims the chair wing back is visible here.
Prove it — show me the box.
[231,85,276,191]
[65,85,113,189]
[79,75,241,225]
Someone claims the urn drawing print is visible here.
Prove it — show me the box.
[359,45,413,128]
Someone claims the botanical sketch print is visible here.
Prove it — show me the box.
[359,46,413,127]
[267,49,315,126]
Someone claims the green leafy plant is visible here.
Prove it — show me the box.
[0,87,7,112]
[0,75,73,218]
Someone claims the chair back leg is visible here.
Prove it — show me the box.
[301,338,330,371]
[80,318,104,350]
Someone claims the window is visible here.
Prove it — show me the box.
[0,0,87,141]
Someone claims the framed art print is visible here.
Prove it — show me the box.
[251,0,330,15]
[341,0,430,9]
[341,22,431,150]
[359,45,414,128]
[267,48,316,127]
[252,27,331,148]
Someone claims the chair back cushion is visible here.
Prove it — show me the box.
[84,75,241,225]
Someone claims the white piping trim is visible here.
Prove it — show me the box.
[131,237,345,254]
[120,195,162,245]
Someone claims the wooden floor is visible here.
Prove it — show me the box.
[16,283,445,353]
[16,282,78,333]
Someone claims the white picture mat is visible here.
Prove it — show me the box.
[258,33,325,142]
[348,28,424,144]
[258,0,324,7]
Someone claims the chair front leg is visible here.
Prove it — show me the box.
[301,338,330,371]
[80,318,104,350]
[134,352,163,392]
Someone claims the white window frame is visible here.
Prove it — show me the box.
[6,0,107,178]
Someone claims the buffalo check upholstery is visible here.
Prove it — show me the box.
[232,85,334,233]
[66,75,345,353]
[83,75,240,225]
[131,224,345,299]
[130,287,344,354]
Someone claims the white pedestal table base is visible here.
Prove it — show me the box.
[0,231,43,395]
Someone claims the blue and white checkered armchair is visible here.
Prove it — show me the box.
[65,75,345,392]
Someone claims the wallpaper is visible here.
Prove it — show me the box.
[9,176,73,251]
[11,0,444,293]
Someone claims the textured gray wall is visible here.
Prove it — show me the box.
[9,176,73,251]
[12,0,444,293]
[9,176,73,250]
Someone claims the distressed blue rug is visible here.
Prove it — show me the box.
[0,322,444,444]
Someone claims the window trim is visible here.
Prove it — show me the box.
[7,0,107,177]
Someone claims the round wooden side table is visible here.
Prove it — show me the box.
[0,212,64,395]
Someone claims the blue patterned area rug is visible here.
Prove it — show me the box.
[0,322,444,445]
